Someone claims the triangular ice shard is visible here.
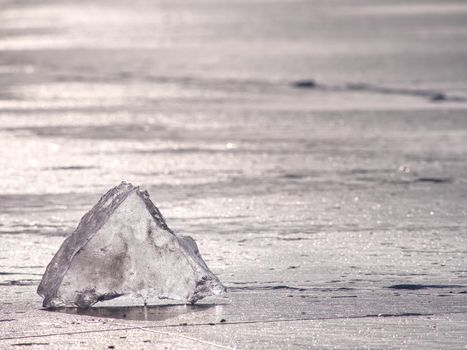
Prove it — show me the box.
[37,182,225,308]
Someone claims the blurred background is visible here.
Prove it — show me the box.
[0,0,467,347]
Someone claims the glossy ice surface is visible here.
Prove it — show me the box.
[1,0,467,348]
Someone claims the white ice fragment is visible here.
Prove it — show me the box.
[37,182,225,308]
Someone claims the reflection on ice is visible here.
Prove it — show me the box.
[48,303,218,321]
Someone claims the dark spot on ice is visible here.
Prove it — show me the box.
[146,224,153,238]
[0,318,15,322]
[430,93,446,102]
[0,279,39,286]
[375,312,432,318]
[0,272,42,276]
[271,285,307,291]
[282,173,306,179]
[229,284,308,292]
[387,284,464,290]
[236,285,308,292]
[292,80,316,89]
[414,177,451,184]
[343,82,456,102]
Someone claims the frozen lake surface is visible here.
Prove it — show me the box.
[0,0,466,348]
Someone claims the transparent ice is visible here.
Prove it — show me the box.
[37,182,225,308]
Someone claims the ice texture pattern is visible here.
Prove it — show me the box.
[37,182,225,308]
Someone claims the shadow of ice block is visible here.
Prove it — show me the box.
[37,181,225,308]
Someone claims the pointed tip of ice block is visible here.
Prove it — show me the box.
[38,181,225,308]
